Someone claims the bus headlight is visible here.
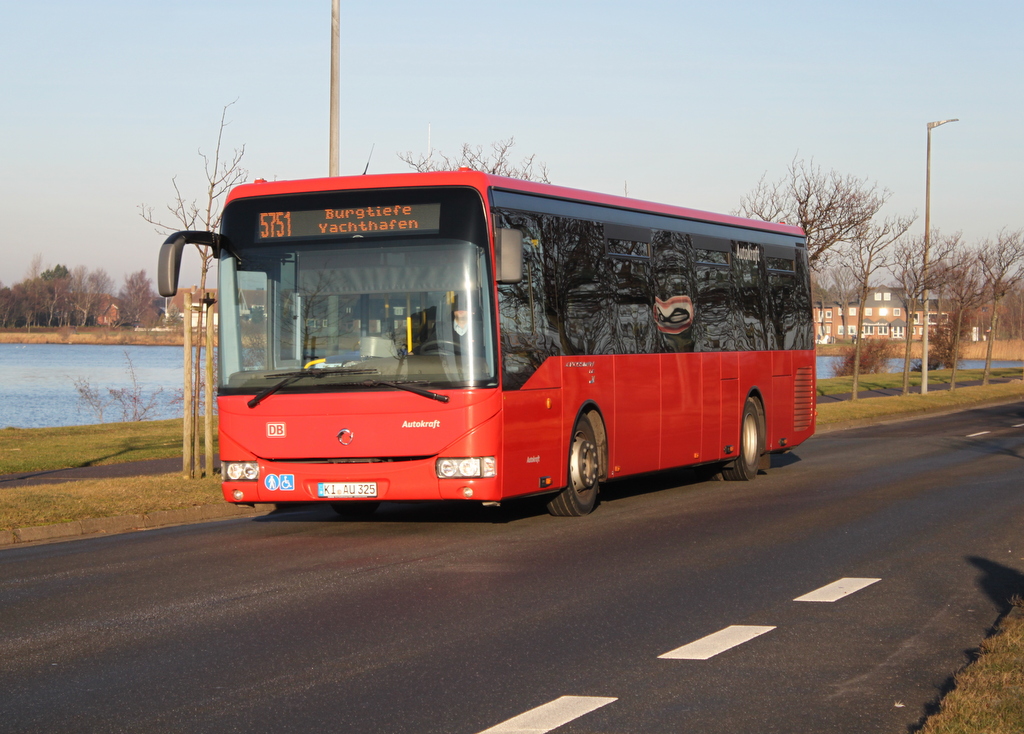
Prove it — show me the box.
[224,461,259,481]
[436,456,496,479]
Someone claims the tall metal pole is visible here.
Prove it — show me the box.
[921,118,958,394]
[329,0,340,176]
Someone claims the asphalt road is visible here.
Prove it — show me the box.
[1,403,1023,733]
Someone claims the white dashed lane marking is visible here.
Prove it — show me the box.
[794,577,881,603]
[967,431,991,438]
[477,696,617,733]
[658,625,776,660]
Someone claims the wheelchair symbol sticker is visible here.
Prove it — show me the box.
[264,474,295,491]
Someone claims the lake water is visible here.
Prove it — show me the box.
[816,355,1023,378]
[0,344,185,429]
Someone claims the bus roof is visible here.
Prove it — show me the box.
[226,170,806,239]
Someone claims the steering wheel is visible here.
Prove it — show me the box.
[416,339,461,356]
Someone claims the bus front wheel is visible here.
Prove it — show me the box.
[722,398,764,481]
[547,414,600,516]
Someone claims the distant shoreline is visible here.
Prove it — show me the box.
[0,329,183,347]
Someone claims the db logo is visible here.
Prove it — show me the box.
[266,422,286,438]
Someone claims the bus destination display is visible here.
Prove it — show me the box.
[257,204,441,240]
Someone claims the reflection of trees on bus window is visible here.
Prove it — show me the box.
[768,250,813,350]
[611,254,654,355]
[546,216,611,357]
[494,204,811,389]
[496,211,560,389]
[651,231,695,353]
[236,271,269,371]
[733,241,769,352]
[693,239,735,352]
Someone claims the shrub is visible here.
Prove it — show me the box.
[928,319,965,369]
[830,339,898,377]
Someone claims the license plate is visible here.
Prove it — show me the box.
[317,482,378,498]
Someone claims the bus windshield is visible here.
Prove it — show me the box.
[217,191,497,395]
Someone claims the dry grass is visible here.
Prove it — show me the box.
[0,473,224,531]
[959,339,1024,361]
[0,419,216,475]
[0,328,182,346]
[816,381,1024,425]
[920,602,1024,734]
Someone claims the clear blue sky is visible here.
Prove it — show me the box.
[2,0,1021,288]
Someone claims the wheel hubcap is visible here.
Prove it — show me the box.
[570,432,598,492]
[741,413,758,466]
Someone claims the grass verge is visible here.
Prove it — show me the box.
[920,601,1024,734]
[816,380,1024,425]
[0,419,215,475]
[0,473,223,532]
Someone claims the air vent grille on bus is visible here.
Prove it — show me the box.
[794,366,814,432]
[285,456,433,465]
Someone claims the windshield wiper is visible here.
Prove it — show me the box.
[359,380,450,403]
[247,367,379,409]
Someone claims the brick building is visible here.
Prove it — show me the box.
[812,287,944,343]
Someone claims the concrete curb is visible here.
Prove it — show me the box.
[0,503,275,548]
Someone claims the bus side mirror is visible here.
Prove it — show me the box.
[157,230,221,297]
[495,228,524,284]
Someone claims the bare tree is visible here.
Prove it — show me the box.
[738,157,894,268]
[843,214,915,399]
[74,351,169,423]
[398,137,550,182]
[941,242,987,389]
[820,263,858,340]
[1004,283,1024,342]
[978,229,1024,384]
[0,283,13,327]
[117,270,157,327]
[139,101,248,479]
[69,266,113,326]
[69,266,93,326]
[890,230,959,394]
[40,264,71,327]
[17,256,46,329]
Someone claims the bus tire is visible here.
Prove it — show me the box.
[722,398,763,481]
[330,501,380,517]
[547,414,600,516]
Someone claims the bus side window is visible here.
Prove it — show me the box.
[732,241,768,352]
[495,211,559,389]
[693,241,734,352]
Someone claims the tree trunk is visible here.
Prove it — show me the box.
[205,297,215,479]
[983,298,999,386]
[950,314,964,390]
[901,297,917,395]
[851,287,869,400]
[183,292,194,478]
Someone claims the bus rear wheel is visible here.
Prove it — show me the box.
[722,398,764,481]
[547,414,600,517]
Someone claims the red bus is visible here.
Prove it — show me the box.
[158,170,815,517]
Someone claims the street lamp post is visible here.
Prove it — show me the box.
[329,0,340,177]
[921,118,958,394]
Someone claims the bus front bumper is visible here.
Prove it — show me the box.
[222,457,501,505]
